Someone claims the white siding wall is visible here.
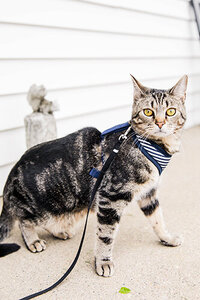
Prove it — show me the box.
[0,0,200,194]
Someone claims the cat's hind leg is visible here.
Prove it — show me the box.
[45,214,75,240]
[44,210,87,240]
[138,189,182,247]
[19,220,46,253]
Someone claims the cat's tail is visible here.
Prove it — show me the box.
[0,198,20,257]
[0,200,14,242]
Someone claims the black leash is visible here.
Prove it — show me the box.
[19,127,131,300]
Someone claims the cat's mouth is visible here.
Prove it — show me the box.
[148,124,174,139]
[154,127,173,138]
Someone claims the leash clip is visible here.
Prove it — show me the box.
[119,134,127,141]
[118,125,132,141]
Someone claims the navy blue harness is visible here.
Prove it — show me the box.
[90,121,172,177]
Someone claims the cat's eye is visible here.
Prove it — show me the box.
[166,108,176,116]
[143,109,153,117]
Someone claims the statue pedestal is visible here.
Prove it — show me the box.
[24,112,57,149]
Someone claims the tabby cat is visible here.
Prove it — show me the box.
[0,75,188,277]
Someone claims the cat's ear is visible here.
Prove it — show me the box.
[169,75,188,101]
[130,75,148,100]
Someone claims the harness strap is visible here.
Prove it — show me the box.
[91,122,171,178]
[19,132,128,300]
[101,121,130,139]
[90,123,132,178]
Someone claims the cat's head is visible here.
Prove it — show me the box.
[130,75,188,141]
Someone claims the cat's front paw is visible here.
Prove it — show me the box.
[160,234,183,247]
[28,239,47,253]
[95,259,114,277]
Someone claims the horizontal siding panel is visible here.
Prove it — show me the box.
[79,0,193,20]
[56,104,132,136]
[0,82,133,137]
[1,24,200,59]
[0,0,198,40]
[0,164,14,196]
[1,58,200,96]
[1,73,200,131]
[0,127,26,167]
[186,109,200,128]
[0,0,193,24]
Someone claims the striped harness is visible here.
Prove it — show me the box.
[90,121,172,178]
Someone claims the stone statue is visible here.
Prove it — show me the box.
[24,84,59,149]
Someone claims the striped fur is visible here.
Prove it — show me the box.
[0,75,187,277]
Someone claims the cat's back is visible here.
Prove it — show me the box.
[3,127,101,197]
[20,126,101,164]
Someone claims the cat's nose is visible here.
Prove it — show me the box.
[155,121,165,129]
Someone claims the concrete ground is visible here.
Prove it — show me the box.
[0,126,200,300]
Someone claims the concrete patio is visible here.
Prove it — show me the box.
[0,125,200,300]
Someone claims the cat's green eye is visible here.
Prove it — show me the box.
[143,109,153,117]
[166,108,176,116]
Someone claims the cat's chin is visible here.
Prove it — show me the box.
[150,131,171,140]
[154,131,168,137]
